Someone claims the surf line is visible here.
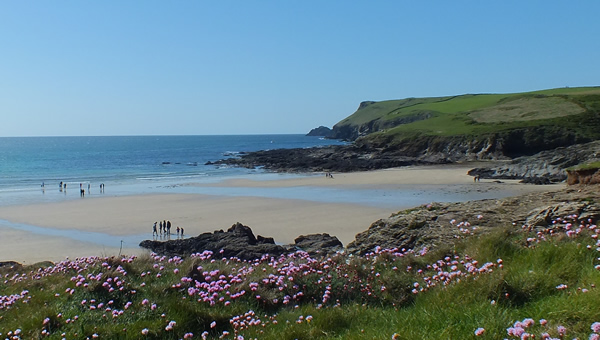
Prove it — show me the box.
[0,218,145,249]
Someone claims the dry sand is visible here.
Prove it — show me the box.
[0,165,563,264]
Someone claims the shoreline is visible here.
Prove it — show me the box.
[0,164,564,264]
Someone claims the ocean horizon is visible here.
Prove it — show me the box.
[0,134,347,206]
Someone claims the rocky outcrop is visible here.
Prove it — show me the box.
[140,222,288,260]
[209,136,600,175]
[567,167,600,185]
[468,140,600,184]
[306,126,332,137]
[140,222,344,260]
[207,144,425,173]
[293,233,343,256]
[329,112,433,141]
[346,185,600,255]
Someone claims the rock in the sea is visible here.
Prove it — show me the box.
[293,233,343,256]
[306,126,333,137]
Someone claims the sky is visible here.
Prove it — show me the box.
[0,1,599,137]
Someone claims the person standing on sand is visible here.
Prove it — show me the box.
[153,222,158,236]
[181,227,184,237]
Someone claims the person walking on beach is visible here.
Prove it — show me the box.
[167,220,171,234]
[159,221,163,234]
[176,226,180,236]
[181,227,184,237]
[153,222,158,236]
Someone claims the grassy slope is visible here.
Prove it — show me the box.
[2,208,600,339]
[337,86,600,141]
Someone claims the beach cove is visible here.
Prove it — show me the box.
[0,164,562,264]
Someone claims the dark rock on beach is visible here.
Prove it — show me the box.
[209,144,431,173]
[140,222,288,260]
[140,223,345,260]
[293,233,343,256]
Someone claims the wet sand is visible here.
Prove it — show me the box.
[0,164,564,264]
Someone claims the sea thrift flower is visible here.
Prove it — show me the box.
[592,322,600,333]
[474,327,485,336]
[141,328,149,335]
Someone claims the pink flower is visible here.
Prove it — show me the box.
[141,328,149,335]
[592,322,600,333]
[474,327,485,336]
[210,321,217,328]
[557,325,566,336]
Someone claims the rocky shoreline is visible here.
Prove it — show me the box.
[208,140,600,184]
[135,184,600,260]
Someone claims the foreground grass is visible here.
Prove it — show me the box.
[2,212,600,339]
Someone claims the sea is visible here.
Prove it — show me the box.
[0,134,529,209]
[0,135,345,205]
[0,135,541,260]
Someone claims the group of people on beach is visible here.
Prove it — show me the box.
[153,220,184,238]
[325,172,334,178]
[50,181,105,196]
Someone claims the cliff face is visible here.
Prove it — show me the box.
[329,111,432,141]
[352,125,588,161]
[468,141,600,184]
[567,168,600,185]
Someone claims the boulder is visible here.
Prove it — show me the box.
[294,233,343,255]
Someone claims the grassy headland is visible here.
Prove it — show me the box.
[332,87,600,158]
[2,202,600,339]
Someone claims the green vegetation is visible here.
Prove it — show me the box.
[335,87,600,149]
[2,213,600,339]
[568,161,600,171]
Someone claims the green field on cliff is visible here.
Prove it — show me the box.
[335,86,600,141]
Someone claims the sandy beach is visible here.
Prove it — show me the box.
[0,165,564,264]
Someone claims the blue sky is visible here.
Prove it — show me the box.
[1,1,598,137]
